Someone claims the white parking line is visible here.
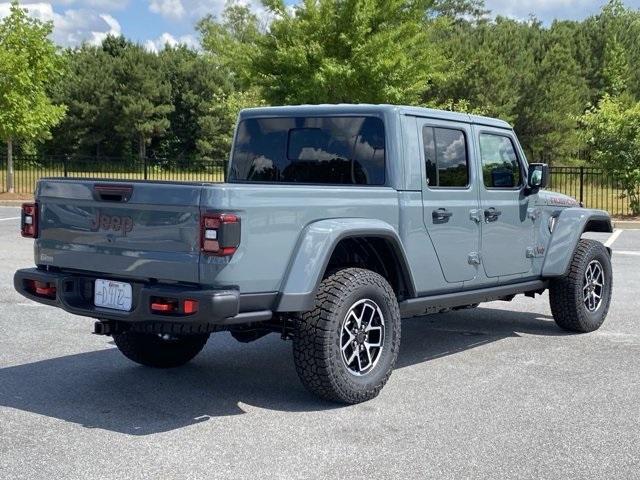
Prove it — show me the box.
[605,229,623,247]
[0,216,20,221]
[614,251,640,256]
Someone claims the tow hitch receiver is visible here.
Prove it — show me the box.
[93,321,121,336]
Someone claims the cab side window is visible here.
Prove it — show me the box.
[479,134,522,188]
[423,126,469,188]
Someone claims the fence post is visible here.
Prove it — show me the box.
[579,166,584,206]
[6,139,14,193]
[63,155,69,177]
[143,157,148,180]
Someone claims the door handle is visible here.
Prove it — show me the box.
[432,208,453,223]
[484,207,502,222]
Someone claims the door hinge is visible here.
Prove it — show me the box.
[527,245,546,258]
[527,208,541,221]
[469,209,482,223]
[468,252,481,265]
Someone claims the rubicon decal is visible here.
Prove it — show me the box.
[548,196,579,207]
[90,211,134,236]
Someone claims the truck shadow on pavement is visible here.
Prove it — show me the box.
[0,307,560,436]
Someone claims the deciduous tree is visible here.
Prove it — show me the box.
[253,0,449,105]
[579,96,640,215]
[0,1,66,191]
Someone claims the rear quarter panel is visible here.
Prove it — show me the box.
[199,184,400,293]
[199,183,450,300]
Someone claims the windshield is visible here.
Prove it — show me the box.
[229,116,385,185]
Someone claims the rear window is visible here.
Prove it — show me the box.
[229,116,385,185]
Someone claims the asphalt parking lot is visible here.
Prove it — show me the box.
[1,206,638,480]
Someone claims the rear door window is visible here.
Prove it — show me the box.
[422,126,469,188]
[230,116,385,185]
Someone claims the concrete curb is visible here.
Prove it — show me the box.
[614,221,640,230]
[0,200,25,207]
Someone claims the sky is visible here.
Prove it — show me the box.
[0,0,639,52]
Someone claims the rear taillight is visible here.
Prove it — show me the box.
[25,280,56,299]
[21,203,38,238]
[201,213,240,256]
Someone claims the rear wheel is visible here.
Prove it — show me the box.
[113,331,209,368]
[549,239,612,333]
[293,268,401,404]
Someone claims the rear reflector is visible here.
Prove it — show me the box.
[201,213,240,256]
[150,297,199,315]
[150,298,178,313]
[183,299,199,314]
[21,203,39,238]
[26,280,56,299]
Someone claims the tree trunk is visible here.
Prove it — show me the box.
[138,135,146,163]
[6,139,14,194]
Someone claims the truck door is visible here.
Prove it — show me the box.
[417,118,481,283]
[474,127,534,278]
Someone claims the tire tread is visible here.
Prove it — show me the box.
[293,268,400,404]
[549,239,612,333]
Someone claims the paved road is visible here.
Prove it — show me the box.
[1,206,638,479]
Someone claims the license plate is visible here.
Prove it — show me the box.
[94,279,132,311]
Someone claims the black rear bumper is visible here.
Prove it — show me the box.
[14,268,272,327]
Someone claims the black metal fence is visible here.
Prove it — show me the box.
[547,166,632,217]
[0,155,227,194]
[0,156,634,216]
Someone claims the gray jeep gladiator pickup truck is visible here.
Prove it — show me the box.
[15,105,613,404]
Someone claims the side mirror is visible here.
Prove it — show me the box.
[527,163,548,192]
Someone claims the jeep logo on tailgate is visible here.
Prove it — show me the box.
[91,211,134,236]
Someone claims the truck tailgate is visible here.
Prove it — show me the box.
[35,179,205,284]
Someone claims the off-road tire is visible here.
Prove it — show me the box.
[549,239,612,333]
[293,268,401,404]
[113,331,209,368]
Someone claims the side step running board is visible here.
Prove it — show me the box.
[399,280,548,318]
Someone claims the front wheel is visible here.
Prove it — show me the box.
[293,268,401,404]
[113,331,209,368]
[549,239,613,333]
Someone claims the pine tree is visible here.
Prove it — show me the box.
[113,45,173,162]
[517,27,589,163]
